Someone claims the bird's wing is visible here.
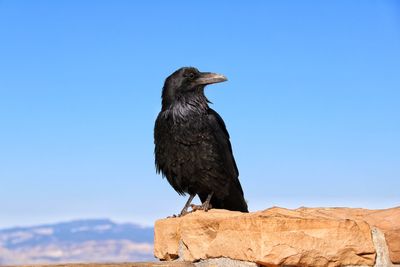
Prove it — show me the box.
[207,108,243,195]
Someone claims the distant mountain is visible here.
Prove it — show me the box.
[0,219,154,265]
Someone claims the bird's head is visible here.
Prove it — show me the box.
[161,67,227,109]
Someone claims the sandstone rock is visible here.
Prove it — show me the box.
[359,207,400,264]
[294,206,400,264]
[154,207,378,267]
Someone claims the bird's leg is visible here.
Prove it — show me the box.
[191,192,214,212]
[178,194,196,217]
[202,192,214,211]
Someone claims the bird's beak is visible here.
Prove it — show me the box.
[194,72,228,86]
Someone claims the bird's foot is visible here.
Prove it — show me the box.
[178,209,191,217]
[175,194,196,217]
[167,203,212,218]
[190,192,214,212]
[166,209,193,218]
[190,203,213,212]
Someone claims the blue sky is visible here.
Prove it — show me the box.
[0,1,399,228]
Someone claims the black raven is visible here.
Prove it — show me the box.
[154,67,248,215]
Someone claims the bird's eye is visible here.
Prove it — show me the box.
[187,72,195,79]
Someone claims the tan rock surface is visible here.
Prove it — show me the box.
[295,206,400,263]
[154,207,377,267]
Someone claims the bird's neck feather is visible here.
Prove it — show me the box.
[163,91,209,122]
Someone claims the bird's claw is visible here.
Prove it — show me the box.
[190,203,212,212]
[168,204,213,218]
[178,209,191,217]
[170,209,193,218]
